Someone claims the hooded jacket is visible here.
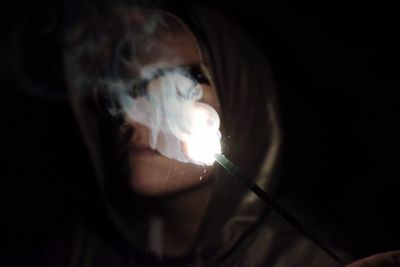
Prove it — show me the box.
[45,3,352,267]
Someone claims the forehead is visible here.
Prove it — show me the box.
[125,11,202,71]
[65,10,203,86]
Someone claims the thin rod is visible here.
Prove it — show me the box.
[214,153,346,265]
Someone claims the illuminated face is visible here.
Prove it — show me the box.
[122,15,220,196]
[65,11,220,196]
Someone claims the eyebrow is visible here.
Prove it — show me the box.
[155,63,211,87]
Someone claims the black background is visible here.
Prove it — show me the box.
[1,1,399,265]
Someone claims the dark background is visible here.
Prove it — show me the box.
[1,1,399,265]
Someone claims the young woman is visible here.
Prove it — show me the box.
[44,2,399,266]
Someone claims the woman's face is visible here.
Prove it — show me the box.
[121,19,220,196]
[67,12,220,197]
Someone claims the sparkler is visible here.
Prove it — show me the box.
[120,69,346,265]
[182,109,345,265]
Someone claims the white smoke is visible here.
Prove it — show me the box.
[64,10,221,165]
[108,67,221,165]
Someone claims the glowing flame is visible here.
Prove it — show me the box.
[184,105,221,165]
[185,132,221,165]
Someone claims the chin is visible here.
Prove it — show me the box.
[128,154,213,196]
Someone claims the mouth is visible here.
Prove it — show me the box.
[129,145,162,157]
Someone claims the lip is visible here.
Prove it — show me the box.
[129,146,161,157]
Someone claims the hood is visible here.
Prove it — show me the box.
[62,3,341,266]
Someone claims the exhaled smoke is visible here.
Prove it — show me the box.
[64,9,221,166]
[113,67,221,165]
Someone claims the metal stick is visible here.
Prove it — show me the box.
[214,153,346,265]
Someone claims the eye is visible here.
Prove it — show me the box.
[187,64,211,85]
[129,68,168,98]
[130,80,148,98]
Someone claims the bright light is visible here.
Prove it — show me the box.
[186,130,221,165]
[184,104,221,165]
